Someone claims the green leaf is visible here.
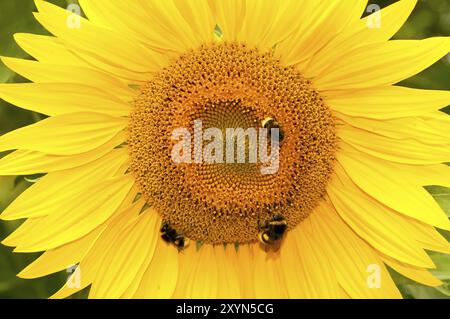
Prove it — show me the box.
[428,253,450,297]
[430,253,450,281]
[427,186,450,217]
[401,285,450,299]
[435,283,450,297]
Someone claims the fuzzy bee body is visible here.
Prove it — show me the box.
[262,117,284,143]
[160,222,189,251]
[258,214,287,245]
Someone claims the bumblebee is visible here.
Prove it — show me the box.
[258,214,288,245]
[160,222,189,251]
[262,117,284,143]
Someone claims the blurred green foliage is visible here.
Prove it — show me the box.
[0,0,449,299]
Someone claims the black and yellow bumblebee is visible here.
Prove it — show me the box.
[262,117,284,143]
[258,214,288,245]
[160,222,189,251]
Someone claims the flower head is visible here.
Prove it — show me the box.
[0,0,449,298]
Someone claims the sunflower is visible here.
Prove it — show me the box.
[0,0,449,299]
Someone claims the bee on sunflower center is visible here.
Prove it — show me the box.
[258,214,288,246]
[160,222,190,251]
[262,117,285,143]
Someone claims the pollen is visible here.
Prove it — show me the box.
[128,42,336,244]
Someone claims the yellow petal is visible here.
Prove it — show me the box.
[18,185,137,279]
[382,255,442,287]
[338,112,450,146]
[50,195,142,299]
[13,33,85,66]
[0,83,130,116]
[240,0,277,43]
[312,201,402,298]
[173,244,219,298]
[422,112,450,143]
[385,163,450,189]
[326,86,450,119]
[328,164,436,268]
[0,112,127,155]
[338,123,450,165]
[215,245,241,299]
[141,1,212,51]
[237,0,283,50]
[1,149,128,221]
[338,145,450,231]
[406,217,450,255]
[34,0,166,82]
[0,133,124,176]
[207,0,246,41]
[89,208,160,298]
[80,0,213,54]
[18,226,103,279]
[306,0,417,77]
[132,236,179,299]
[171,245,197,298]
[0,57,135,101]
[357,0,417,43]
[78,0,182,53]
[252,0,310,51]
[278,1,368,68]
[5,174,135,252]
[236,244,256,299]
[280,221,340,298]
[315,38,450,91]
[172,0,216,45]
[253,247,287,298]
[190,245,220,299]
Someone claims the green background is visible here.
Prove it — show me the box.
[0,0,449,299]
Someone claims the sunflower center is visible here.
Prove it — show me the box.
[129,43,336,244]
